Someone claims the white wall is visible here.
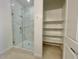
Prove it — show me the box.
[65,0,78,41]
[44,9,63,21]
[0,0,13,53]
[44,0,64,10]
[63,0,78,59]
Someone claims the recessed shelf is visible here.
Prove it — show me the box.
[43,35,64,38]
[43,37,63,44]
[43,39,63,44]
[43,28,64,31]
[44,21,64,24]
[44,24,64,28]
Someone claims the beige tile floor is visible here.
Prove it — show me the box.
[43,45,62,59]
[0,45,62,59]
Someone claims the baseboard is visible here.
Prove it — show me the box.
[0,46,13,56]
[13,46,33,55]
[13,47,43,59]
[34,53,42,59]
[11,47,42,59]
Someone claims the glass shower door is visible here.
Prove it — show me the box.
[11,0,34,50]
[22,7,34,50]
[11,1,24,48]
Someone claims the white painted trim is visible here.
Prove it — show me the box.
[34,53,42,59]
[63,0,69,59]
[64,0,68,38]
[65,35,78,45]
[34,0,43,58]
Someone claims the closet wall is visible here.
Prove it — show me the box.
[43,0,65,44]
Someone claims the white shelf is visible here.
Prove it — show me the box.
[44,24,64,28]
[43,28,64,31]
[44,21,64,24]
[43,3,64,44]
[43,37,63,44]
[44,31,63,36]
[44,35,63,38]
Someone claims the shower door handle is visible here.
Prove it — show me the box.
[19,26,23,32]
[20,26,22,30]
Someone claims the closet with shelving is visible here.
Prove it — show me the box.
[43,0,65,44]
[34,0,77,58]
[42,0,65,59]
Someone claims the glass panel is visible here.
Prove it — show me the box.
[23,7,34,50]
[11,0,34,50]
[11,0,23,48]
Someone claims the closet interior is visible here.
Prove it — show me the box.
[43,0,65,58]
[43,0,65,44]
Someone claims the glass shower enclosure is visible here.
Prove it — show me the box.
[11,0,34,51]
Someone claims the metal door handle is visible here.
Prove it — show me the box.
[71,48,78,55]
[20,26,22,30]
[19,26,23,33]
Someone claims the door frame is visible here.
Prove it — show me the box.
[34,0,43,58]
